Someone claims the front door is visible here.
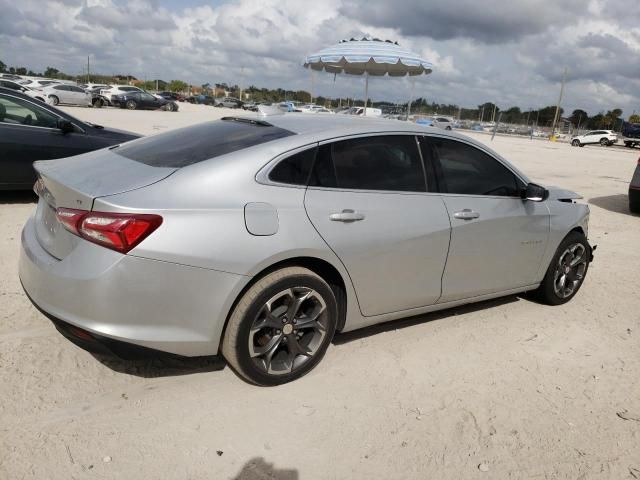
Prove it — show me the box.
[304,134,451,317]
[421,136,549,303]
[0,94,93,188]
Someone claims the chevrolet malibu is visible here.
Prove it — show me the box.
[20,114,593,385]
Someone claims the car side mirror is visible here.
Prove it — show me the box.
[522,183,548,202]
[57,118,74,134]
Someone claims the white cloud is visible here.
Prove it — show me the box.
[0,0,638,115]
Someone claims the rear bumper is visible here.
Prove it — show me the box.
[19,215,248,356]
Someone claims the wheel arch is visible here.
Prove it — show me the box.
[220,256,351,350]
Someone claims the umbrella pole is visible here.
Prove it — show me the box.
[406,77,415,121]
[364,72,368,116]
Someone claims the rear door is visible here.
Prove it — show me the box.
[304,134,451,317]
[421,135,549,303]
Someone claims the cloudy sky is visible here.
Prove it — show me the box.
[1,0,639,115]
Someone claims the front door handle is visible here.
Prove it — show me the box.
[329,209,365,222]
[453,209,480,220]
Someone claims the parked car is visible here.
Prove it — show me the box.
[622,122,640,148]
[299,104,333,114]
[78,83,110,91]
[431,117,454,130]
[341,107,383,117]
[215,96,243,108]
[0,73,23,81]
[158,91,185,102]
[630,157,640,213]
[0,88,139,190]
[99,85,143,102]
[0,79,46,102]
[570,130,618,147]
[43,84,93,106]
[110,91,178,111]
[19,114,594,385]
[20,79,61,90]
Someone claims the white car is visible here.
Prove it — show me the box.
[20,79,62,90]
[43,84,93,106]
[99,85,143,102]
[571,130,618,147]
[342,107,382,117]
[299,105,333,114]
[431,116,454,130]
[0,79,47,102]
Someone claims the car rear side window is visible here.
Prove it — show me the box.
[114,119,295,167]
[427,137,521,196]
[269,147,316,185]
[309,135,426,192]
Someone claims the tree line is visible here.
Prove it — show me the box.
[1,59,635,129]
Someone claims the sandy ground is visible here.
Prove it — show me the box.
[1,103,639,479]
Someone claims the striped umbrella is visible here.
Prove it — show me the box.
[304,38,433,116]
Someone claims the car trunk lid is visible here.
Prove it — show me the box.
[33,148,176,259]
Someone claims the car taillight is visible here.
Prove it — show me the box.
[55,208,162,253]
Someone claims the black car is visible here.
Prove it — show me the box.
[186,95,216,105]
[630,158,640,214]
[0,88,140,190]
[111,91,178,111]
[158,91,185,102]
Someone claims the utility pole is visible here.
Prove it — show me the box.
[491,103,497,123]
[87,56,90,84]
[551,67,568,138]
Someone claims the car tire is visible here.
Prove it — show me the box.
[222,267,338,386]
[530,231,591,306]
[125,100,137,110]
[445,126,452,130]
[600,138,609,146]
[571,139,580,147]
[49,95,59,106]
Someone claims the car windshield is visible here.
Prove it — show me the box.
[113,119,295,168]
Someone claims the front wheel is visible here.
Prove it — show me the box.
[571,139,580,147]
[222,267,338,386]
[530,231,591,305]
[49,95,59,106]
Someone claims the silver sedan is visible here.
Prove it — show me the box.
[20,114,593,385]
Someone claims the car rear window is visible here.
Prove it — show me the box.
[113,118,295,167]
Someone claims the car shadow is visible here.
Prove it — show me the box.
[231,458,298,480]
[589,194,638,217]
[333,295,521,345]
[0,191,37,204]
[90,351,227,378]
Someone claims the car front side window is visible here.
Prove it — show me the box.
[426,137,522,197]
[0,95,59,129]
[309,135,426,192]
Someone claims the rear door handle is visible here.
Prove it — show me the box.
[453,209,480,220]
[330,209,365,222]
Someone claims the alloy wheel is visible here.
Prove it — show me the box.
[249,287,328,375]
[553,243,587,298]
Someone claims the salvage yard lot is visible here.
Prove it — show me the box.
[1,104,639,479]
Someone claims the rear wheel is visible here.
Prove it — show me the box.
[222,267,338,386]
[600,138,608,146]
[530,231,590,305]
[49,95,59,106]
[125,100,137,110]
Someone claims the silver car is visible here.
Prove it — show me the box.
[43,84,92,107]
[19,114,593,385]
